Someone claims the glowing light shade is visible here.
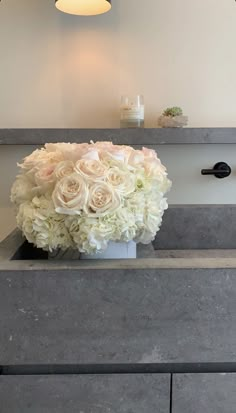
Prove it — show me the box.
[55,0,111,16]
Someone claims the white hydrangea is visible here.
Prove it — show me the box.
[16,197,73,252]
[11,176,36,205]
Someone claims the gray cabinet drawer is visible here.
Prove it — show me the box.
[173,374,236,413]
[0,374,170,413]
[1,268,236,364]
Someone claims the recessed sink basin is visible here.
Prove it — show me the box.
[0,228,235,271]
[0,205,236,269]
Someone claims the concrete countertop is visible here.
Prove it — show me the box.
[0,230,236,271]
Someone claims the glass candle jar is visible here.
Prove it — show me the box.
[120,95,144,128]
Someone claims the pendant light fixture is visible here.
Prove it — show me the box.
[55,0,111,16]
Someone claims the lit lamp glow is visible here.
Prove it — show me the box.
[55,0,111,16]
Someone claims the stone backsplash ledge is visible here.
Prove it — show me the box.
[1,128,236,145]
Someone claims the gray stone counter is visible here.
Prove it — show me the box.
[173,374,236,413]
[0,219,236,410]
[1,229,236,367]
[0,374,170,413]
[1,267,236,365]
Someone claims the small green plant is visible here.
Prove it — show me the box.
[163,107,183,117]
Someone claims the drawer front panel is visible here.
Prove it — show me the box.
[173,373,236,413]
[0,374,170,413]
[1,268,236,364]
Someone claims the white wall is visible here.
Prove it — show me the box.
[1,0,236,240]
[1,0,236,128]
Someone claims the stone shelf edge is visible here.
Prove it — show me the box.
[0,128,236,145]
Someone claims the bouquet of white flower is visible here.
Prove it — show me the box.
[11,141,171,255]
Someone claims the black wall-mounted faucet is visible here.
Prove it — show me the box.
[201,162,231,179]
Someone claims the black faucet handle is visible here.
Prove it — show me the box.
[201,162,231,179]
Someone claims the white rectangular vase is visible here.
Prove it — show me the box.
[80,241,137,260]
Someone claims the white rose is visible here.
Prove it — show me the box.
[35,164,56,189]
[75,159,107,181]
[142,147,158,160]
[144,158,166,178]
[52,173,88,215]
[86,182,120,217]
[74,143,91,160]
[100,145,132,166]
[20,149,63,171]
[45,143,89,162]
[93,141,113,151]
[128,149,145,167]
[54,161,75,180]
[106,167,135,195]
[82,148,100,161]
[18,149,45,170]
[105,149,125,162]
[108,145,133,162]
[44,151,64,165]
[45,143,77,154]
